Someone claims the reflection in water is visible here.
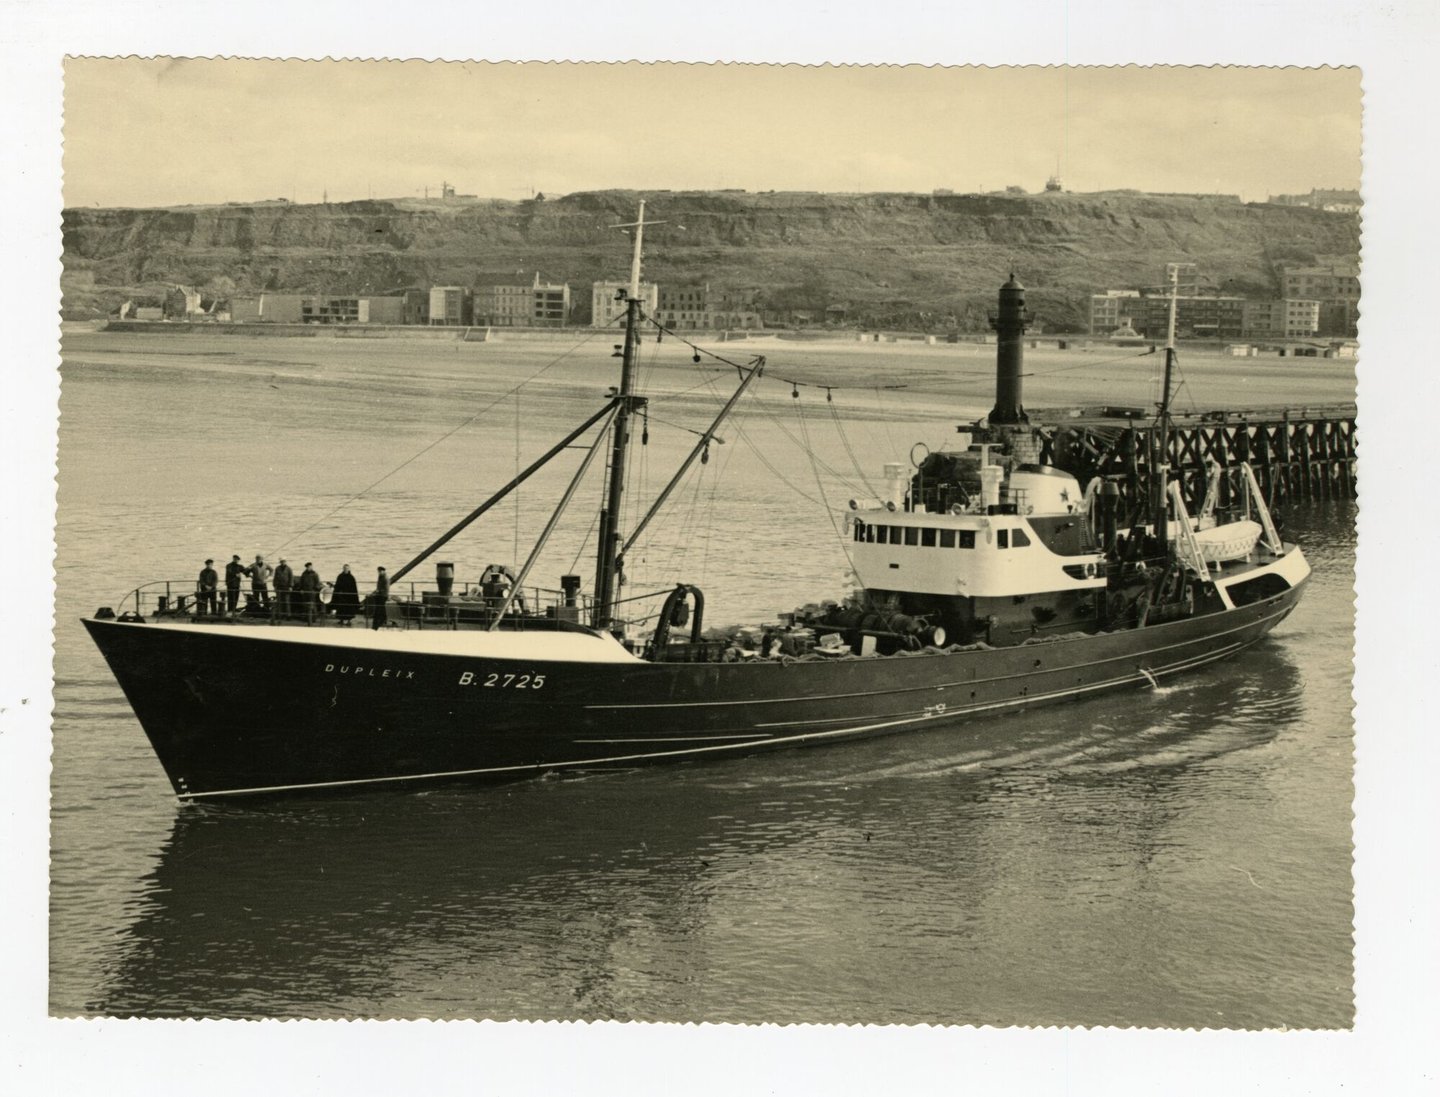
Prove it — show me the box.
[53,336,1354,1027]
[91,645,1318,1024]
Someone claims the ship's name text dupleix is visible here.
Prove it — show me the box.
[323,664,416,680]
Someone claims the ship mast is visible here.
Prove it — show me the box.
[1153,262,1181,555]
[592,201,658,632]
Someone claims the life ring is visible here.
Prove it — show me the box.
[1083,562,1098,579]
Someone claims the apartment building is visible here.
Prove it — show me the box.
[1089,291,1245,339]
[429,286,474,326]
[1242,298,1321,338]
[1089,290,1143,335]
[482,274,572,327]
[592,280,659,328]
[1281,262,1359,336]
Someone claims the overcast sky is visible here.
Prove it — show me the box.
[62,61,1360,207]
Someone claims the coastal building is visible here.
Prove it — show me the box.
[304,295,411,324]
[592,280,658,329]
[230,293,415,324]
[712,290,763,330]
[1242,300,1283,338]
[656,283,764,331]
[486,283,532,327]
[230,294,305,324]
[1281,262,1359,303]
[1242,298,1321,338]
[1153,295,1245,339]
[429,286,474,326]
[163,285,203,319]
[533,279,570,326]
[1267,188,1361,213]
[399,289,429,325]
[1089,290,1142,335]
[658,284,712,329]
[1088,290,1244,339]
[482,275,572,327]
[1281,262,1359,336]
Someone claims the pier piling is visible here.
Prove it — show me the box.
[1027,405,1357,510]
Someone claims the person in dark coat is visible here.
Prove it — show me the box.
[224,555,246,614]
[273,558,295,618]
[297,562,323,624]
[196,559,219,617]
[331,564,360,626]
[371,566,390,630]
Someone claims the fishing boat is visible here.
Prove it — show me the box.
[82,208,1310,800]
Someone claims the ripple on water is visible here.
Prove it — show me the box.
[49,342,1355,1026]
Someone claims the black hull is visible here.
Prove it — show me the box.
[82,583,1304,800]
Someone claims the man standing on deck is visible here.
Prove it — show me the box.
[249,554,273,610]
[196,558,218,617]
[273,558,294,619]
[371,566,390,630]
[297,562,322,624]
[224,554,246,615]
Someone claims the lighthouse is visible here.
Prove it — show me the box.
[988,274,1029,425]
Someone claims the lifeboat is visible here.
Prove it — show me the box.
[1193,519,1263,563]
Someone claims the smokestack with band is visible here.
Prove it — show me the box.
[989,273,1029,425]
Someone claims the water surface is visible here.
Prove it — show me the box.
[51,330,1355,1025]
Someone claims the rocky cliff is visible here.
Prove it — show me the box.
[61,189,1360,330]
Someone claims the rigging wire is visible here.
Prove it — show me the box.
[695,372,823,507]
[826,389,879,498]
[698,422,740,586]
[272,329,606,553]
[566,503,603,578]
[643,314,1161,407]
[645,315,907,396]
[793,391,858,577]
[640,454,712,591]
[872,386,902,458]
[732,379,870,497]
[513,382,521,565]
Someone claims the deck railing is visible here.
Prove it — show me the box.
[114,578,593,630]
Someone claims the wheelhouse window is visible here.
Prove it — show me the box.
[921,528,937,547]
[997,529,1009,549]
[959,530,975,549]
[903,527,919,547]
[939,529,956,548]
[1012,528,1031,547]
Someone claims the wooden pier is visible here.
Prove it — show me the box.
[1030,403,1357,510]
